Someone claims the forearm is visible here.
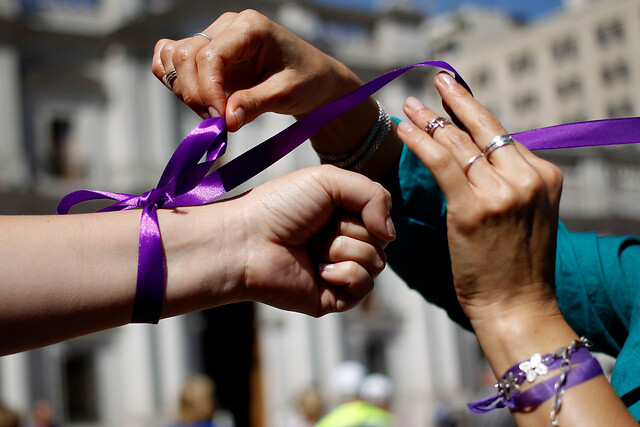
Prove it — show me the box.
[471,305,636,426]
[0,204,244,355]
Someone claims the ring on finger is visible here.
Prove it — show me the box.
[463,153,485,175]
[163,69,177,89]
[193,32,213,42]
[425,117,451,136]
[484,134,515,159]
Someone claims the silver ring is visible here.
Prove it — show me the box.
[463,153,484,174]
[163,69,177,89]
[193,32,213,42]
[484,134,515,159]
[424,117,451,135]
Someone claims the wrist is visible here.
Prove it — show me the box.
[159,202,246,317]
[471,301,579,376]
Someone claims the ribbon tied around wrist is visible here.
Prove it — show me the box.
[57,60,640,324]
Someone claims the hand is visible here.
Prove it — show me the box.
[152,10,363,132]
[229,165,395,316]
[397,72,563,325]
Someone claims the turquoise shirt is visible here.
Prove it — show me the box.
[385,146,640,418]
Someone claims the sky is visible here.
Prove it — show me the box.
[315,0,564,20]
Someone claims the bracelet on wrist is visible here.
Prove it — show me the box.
[316,100,391,171]
[467,337,603,426]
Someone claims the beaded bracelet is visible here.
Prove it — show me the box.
[316,100,391,171]
[467,337,603,426]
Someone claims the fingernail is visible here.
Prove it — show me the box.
[208,106,220,118]
[398,121,414,133]
[233,107,245,128]
[200,112,210,119]
[319,263,334,274]
[437,72,457,88]
[405,96,424,111]
[386,216,396,239]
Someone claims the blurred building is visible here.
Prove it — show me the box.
[0,0,638,426]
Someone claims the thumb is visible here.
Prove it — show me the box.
[315,166,395,243]
[224,77,290,132]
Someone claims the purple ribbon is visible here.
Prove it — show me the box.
[468,347,603,413]
[57,60,640,323]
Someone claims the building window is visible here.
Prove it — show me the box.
[606,99,634,118]
[62,352,99,422]
[22,0,100,11]
[513,92,538,111]
[471,68,491,88]
[556,77,582,98]
[510,52,535,74]
[601,61,629,85]
[551,36,578,60]
[432,40,458,58]
[48,117,72,178]
[596,19,625,46]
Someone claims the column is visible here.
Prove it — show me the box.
[0,45,28,186]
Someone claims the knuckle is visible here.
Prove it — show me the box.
[329,236,346,257]
[238,8,262,22]
[219,11,237,20]
[474,111,503,131]
[180,87,201,107]
[172,44,196,66]
[195,47,216,65]
[343,261,361,279]
[444,131,471,150]
[428,150,454,173]
[486,184,519,214]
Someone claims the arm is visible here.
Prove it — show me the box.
[397,73,636,426]
[0,166,394,355]
[151,9,403,181]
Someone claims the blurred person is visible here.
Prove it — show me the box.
[316,362,392,427]
[360,373,393,412]
[286,387,324,427]
[0,404,21,427]
[27,400,57,427]
[154,9,640,425]
[171,375,219,427]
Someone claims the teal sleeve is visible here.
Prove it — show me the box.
[386,146,640,414]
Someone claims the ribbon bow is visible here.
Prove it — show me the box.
[58,118,228,323]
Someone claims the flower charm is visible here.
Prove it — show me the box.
[496,372,520,401]
[519,353,549,382]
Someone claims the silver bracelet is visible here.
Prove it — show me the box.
[316,100,391,171]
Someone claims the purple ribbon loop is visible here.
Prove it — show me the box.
[468,347,604,413]
[57,60,640,324]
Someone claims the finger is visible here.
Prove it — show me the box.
[157,39,179,89]
[195,10,274,129]
[314,166,395,243]
[397,119,480,204]
[329,212,388,247]
[152,38,175,84]
[171,33,216,115]
[318,262,374,312]
[402,96,494,186]
[189,12,239,118]
[321,235,385,278]
[434,72,529,171]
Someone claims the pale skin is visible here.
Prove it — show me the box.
[0,166,394,356]
[153,9,638,425]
